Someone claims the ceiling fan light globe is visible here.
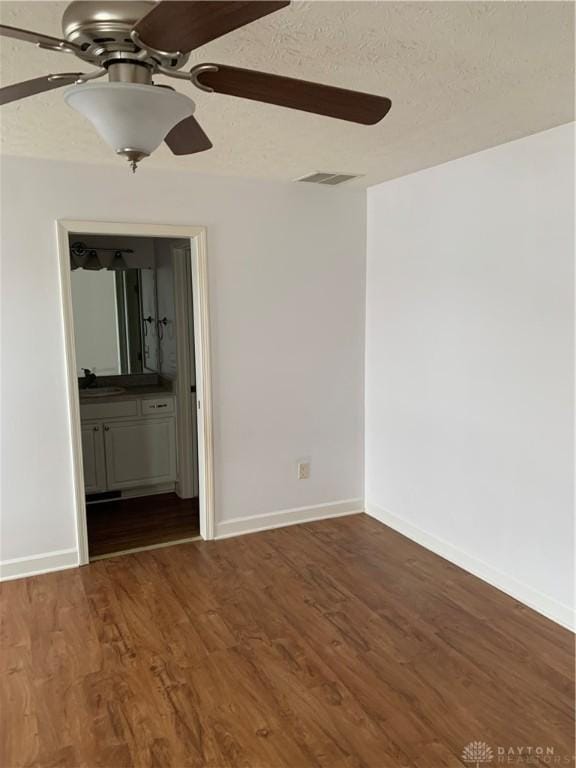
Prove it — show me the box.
[64,82,195,159]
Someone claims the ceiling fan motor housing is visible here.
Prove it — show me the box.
[61,1,190,74]
[62,1,152,48]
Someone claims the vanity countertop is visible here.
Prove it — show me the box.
[79,383,174,405]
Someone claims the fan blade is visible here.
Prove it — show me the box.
[133,1,290,55]
[194,64,392,125]
[0,23,79,52]
[0,74,83,106]
[165,115,213,155]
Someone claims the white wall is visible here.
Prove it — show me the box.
[71,269,121,376]
[365,124,574,628]
[0,157,365,566]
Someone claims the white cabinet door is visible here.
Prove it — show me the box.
[103,418,177,490]
[81,424,107,493]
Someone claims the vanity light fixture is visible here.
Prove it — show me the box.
[83,250,101,270]
[108,250,129,270]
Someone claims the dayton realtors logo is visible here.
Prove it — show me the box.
[462,742,494,767]
[461,742,574,765]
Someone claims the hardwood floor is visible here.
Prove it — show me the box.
[1,514,573,767]
[87,493,200,557]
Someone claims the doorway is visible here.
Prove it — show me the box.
[57,221,214,563]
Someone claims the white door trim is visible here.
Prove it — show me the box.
[56,220,215,565]
[173,245,198,500]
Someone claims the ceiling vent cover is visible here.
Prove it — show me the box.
[295,172,362,186]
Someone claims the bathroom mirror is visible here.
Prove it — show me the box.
[71,265,159,376]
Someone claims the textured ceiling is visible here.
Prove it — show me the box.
[0,1,574,187]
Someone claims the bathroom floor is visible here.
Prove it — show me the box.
[87,493,200,558]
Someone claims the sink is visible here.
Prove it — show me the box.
[80,386,126,398]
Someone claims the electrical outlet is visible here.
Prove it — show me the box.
[297,460,311,480]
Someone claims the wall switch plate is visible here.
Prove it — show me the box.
[297,460,311,480]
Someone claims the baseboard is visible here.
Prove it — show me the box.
[215,498,364,540]
[366,502,575,632]
[0,548,78,582]
[121,483,176,500]
[0,500,362,578]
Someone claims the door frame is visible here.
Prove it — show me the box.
[56,220,215,565]
[173,244,198,499]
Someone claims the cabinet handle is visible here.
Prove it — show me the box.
[104,425,110,432]
[93,426,99,432]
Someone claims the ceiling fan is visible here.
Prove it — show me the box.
[0,1,392,172]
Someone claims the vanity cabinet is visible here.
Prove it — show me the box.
[80,395,177,494]
[103,418,176,489]
[81,424,107,493]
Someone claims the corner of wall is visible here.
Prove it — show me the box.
[365,502,575,632]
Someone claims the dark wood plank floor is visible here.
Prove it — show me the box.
[87,493,200,557]
[1,515,573,767]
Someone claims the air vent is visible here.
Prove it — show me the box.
[295,172,362,186]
